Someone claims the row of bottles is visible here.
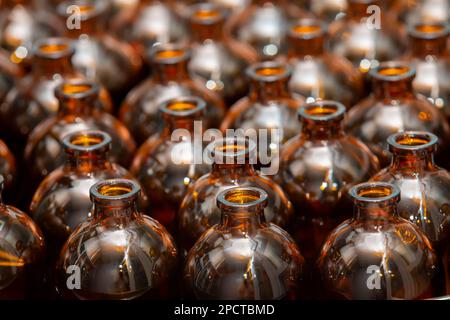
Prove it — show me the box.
[0,0,448,300]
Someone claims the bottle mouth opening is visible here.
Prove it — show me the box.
[350,182,400,204]
[370,62,416,81]
[289,20,325,39]
[388,131,438,153]
[247,62,291,82]
[299,100,346,122]
[160,96,206,117]
[151,46,190,64]
[190,3,224,24]
[409,22,449,39]
[207,137,257,164]
[58,0,107,20]
[56,80,99,100]
[217,187,268,209]
[34,38,74,59]
[63,130,111,153]
[91,179,140,202]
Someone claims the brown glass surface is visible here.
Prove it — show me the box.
[0,175,45,299]
[0,48,21,106]
[405,22,450,122]
[57,0,143,101]
[287,18,364,107]
[111,0,188,61]
[30,130,142,260]
[188,3,250,106]
[0,37,112,142]
[224,0,309,61]
[24,79,136,182]
[131,97,211,233]
[345,61,450,167]
[184,187,304,299]
[0,0,62,69]
[178,137,293,254]
[120,44,225,145]
[278,101,379,263]
[328,0,406,74]
[370,132,450,254]
[221,61,304,159]
[55,179,178,300]
[318,182,439,299]
[0,139,15,190]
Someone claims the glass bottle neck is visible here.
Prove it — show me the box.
[92,202,138,221]
[191,18,224,42]
[390,152,435,171]
[65,154,110,172]
[373,78,414,100]
[153,60,190,84]
[347,0,379,21]
[301,120,345,140]
[220,209,265,233]
[249,77,291,104]
[354,203,397,221]
[411,37,447,59]
[289,35,324,58]
[33,55,74,79]
[211,163,255,179]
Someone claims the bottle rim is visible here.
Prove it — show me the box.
[150,44,191,65]
[55,79,100,101]
[63,130,112,154]
[217,187,268,210]
[409,22,450,40]
[350,182,400,204]
[33,37,74,60]
[298,100,346,122]
[370,61,416,82]
[288,18,327,40]
[246,61,292,83]
[206,136,257,164]
[189,2,226,25]
[57,0,108,20]
[387,131,438,153]
[90,179,141,203]
[159,96,206,118]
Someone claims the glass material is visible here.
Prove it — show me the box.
[111,0,188,60]
[184,187,304,300]
[131,97,211,233]
[278,101,379,262]
[318,182,439,299]
[24,79,136,181]
[328,0,405,74]
[30,130,141,260]
[221,61,304,159]
[406,22,449,121]
[0,0,61,69]
[224,0,308,61]
[178,137,293,255]
[307,0,347,23]
[188,3,249,106]
[287,18,364,108]
[345,61,450,167]
[0,175,45,299]
[0,37,112,143]
[57,0,143,101]
[0,139,15,190]
[119,44,226,145]
[370,132,450,255]
[400,0,449,27]
[0,48,22,106]
[55,179,178,300]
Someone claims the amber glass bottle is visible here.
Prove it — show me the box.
[178,137,293,255]
[221,61,303,160]
[318,182,439,299]
[0,48,22,106]
[370,132,450,257]
[184,187,304,300]
[224,0,308,61]
[55,179,178,300]
[131,97,210,233]
[407,22,449,121]
[30,130,142,261]
[188,2,249,106]
[346,61,450,167]
[57,0,143,102]
[120,44,226,145]
[111,0,188,60]
[305,0,347,23]
[0,175,45,299]
[0,139,15,191]
[287,18,364,107]
[328,0,405,74]
[0,37,112,144]
[400,0,449,27]
[278,101,379,263]
[24,79,136,181]
[0,0,62,69]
